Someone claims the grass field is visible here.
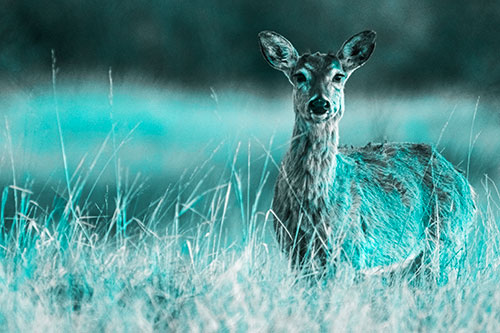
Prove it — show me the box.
[1,76,500,331]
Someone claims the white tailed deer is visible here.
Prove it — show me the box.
[258,30,476,276]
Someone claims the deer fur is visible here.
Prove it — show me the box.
[258,30,476,275]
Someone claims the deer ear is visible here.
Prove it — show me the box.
[258,31,299,74]
[337,31,376,73]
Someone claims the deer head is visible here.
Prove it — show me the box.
[258,31,376,126]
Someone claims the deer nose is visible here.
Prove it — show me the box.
[308,97,331,115]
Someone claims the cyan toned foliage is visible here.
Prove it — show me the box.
[0,75,497,330]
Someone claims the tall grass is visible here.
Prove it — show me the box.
[1,130,500,331]
[1,68,500,330]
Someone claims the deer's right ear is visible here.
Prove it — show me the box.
[258,31,298,75]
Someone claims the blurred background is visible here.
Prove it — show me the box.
[1,0,500,93]
[0,0,499,223]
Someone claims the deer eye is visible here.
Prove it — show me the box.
[293,73,307,83]
[332,74,345,83]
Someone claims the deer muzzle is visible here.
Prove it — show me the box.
[309,97,331,115]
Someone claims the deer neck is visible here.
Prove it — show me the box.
[284,115,339,207]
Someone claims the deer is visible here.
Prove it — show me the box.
[258,30,476,278]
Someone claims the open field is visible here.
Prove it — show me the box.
[1,78,500,331]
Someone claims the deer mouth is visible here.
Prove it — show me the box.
[309,110,332,122]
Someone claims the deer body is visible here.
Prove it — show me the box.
[259,30,476,272]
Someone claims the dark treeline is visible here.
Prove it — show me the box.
[1,0,499,92]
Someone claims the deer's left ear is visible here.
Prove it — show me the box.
[337,31,376,74]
